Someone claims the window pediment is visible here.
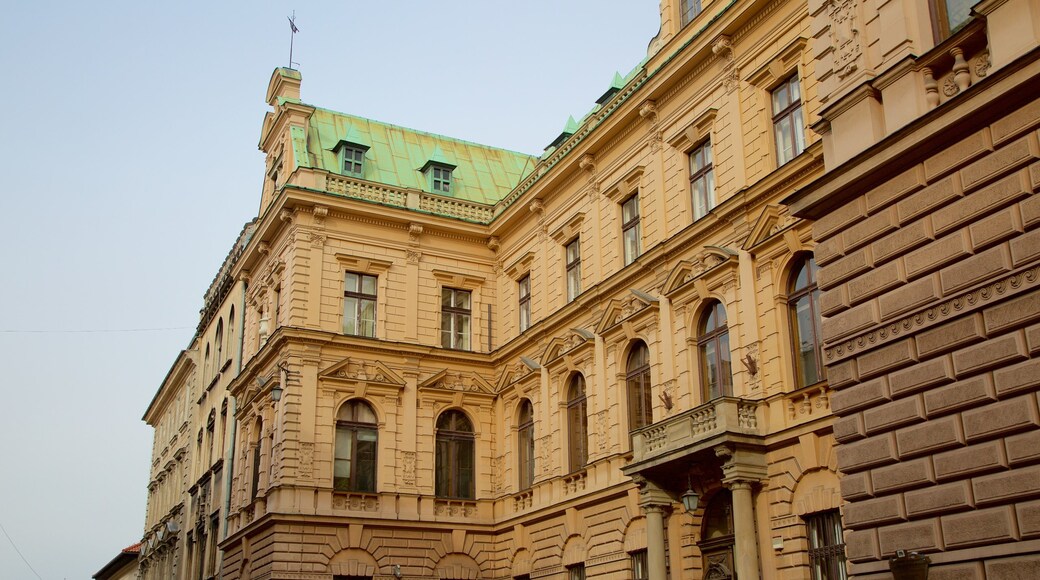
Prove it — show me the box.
[335,254,394,274]
[603,165,646,202]
[745,37,808,87]
[319,357,405,386]
[550,212,586,243]
[496,356,543,392]
[505,252,535,279]
[419,369,495,394]
[432,269,486,290]
[667,108,717,151]
[663,247,739,297]
[541,328,595,366]
[595,289,660,335]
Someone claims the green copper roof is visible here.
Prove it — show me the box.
[303,107,538,205]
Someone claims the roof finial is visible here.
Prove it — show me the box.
[287,11,300,70]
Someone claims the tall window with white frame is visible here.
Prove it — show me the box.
[518,274,531,332]
[806,510,848,580]
[689,140,715,220]
[789,255,825,387]
[334,399,378,493]
[441,288,472,350]
[341,145,366,178]
[699,301,733,400]
[680,0,702,27]
[772,75,806,165]
[343,272,377,337]
[622,195,641,265]
[567,374,588,472]
[566,238,581,302]
[517,400,535,490]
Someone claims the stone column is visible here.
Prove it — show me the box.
[728,479,760,580]
[645,504,669,580]
[637,477,673,580]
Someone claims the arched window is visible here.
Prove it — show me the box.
[227,307,236,363]
[214,318,224,369]
[699,301,732,400]
[334,400,378,492]
[517,400,535,489]
[435,410,475,499]
[789,255,825,387]
[250,419,263,500]
[626,342,653,430]
[567,375,588,472]
[203,343,211,383]
[699,489,735,579]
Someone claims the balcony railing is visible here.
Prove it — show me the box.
[324,173,494,223]
[631,397,765,465]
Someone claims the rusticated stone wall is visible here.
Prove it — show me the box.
[811,92,1040,579]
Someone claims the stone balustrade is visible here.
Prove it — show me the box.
[631,397,765,465]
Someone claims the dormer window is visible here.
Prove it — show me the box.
[681,0,702,27]
[431,166,452,193]
[337,142,368,178]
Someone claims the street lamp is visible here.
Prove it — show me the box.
[681,473,699,513]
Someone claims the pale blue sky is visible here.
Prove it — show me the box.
[0,1,659,578]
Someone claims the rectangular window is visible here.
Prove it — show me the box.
[432,166,452,193]
[341,146,365,177]
[567,564,586,580]
[518,275,531,332]
[680,0,702,27]
[807,510,848,580]
[689,140,715,220]
[630,550,648,580]
[441,288,472,350]
[566,238,581,302]
[343,272,377,337]
[772,75,806,166]
[622,195,641,266]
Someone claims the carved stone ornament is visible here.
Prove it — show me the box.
[408,223,423,244]
[406,249,422,264]
[828,0,861,80]
[309,232,327,248]
[312,204,329,226]
[487,236,500,253]
[712,35,739,93]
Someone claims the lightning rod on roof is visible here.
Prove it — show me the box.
[287,11,300,70]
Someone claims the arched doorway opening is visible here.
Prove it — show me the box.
[700,489,734,580]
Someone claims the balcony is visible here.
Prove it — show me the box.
[629,397,765,470]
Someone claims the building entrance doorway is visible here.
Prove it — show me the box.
[700,489,734,580]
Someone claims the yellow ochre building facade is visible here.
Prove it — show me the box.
[136,0,1040,578]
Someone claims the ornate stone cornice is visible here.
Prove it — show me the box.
[825,263,1040,364]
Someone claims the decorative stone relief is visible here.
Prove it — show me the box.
[406,249,422,264]
[538,435,552,475]
[332,494,379,512]
[974,51,991,77]
[596,410,609,452]
[401,451,416,487]
[298,442,314,479]
[309,232,326,248]
[828,0,861,80]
